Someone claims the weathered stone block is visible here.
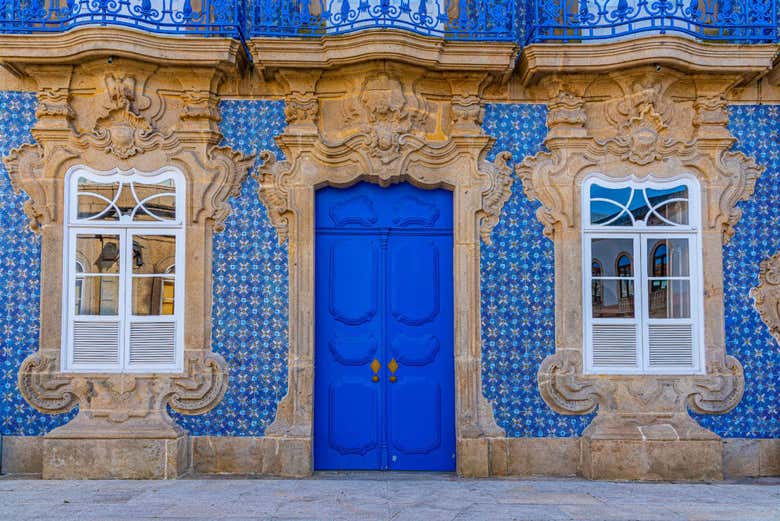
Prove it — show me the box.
[1,436,43,475]
[193,436,266,475]
[458,438,490,477]
[759,439,780,476]
[580,437,722,481]
[507,438,579,476]
[487,437,509,476]
[42,435,190,480]
[192,436,311,477]
[279,438,312,477]
[722,438,760,477]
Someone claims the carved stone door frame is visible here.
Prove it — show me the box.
[254,69,514,476]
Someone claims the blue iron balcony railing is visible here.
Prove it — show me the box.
[250,1,521,41]
[526,0,778,43]
[0,0,244,36]
[0,0,776,43]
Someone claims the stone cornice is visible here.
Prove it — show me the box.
[249,30,518,75]
[0,27,244,72]
[519,36,780,86]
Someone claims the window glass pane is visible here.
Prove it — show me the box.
[132,277,175,315]
[132,235,176,275]
[646,186,689,226]
[76,234,120,274]
[590,185,633,225]
[130,179,176,222]
[161,280,176,315]
[648,280,690,318]
[592,279,635,318]
[589,182,690,227]
[648,238,689,277]
[76,177,121,221]
[75,275,119,315]
[591,238,633,277]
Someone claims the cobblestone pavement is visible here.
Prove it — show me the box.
[1,473,778,521]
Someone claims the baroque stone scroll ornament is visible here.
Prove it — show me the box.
[752,250,780,347]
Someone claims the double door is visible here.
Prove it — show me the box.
[313,182,455,471]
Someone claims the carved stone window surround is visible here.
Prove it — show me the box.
[580,173,706,377]
[3,57,253,478]
[515,69,764,460]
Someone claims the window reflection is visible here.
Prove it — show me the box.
[131,235,176,316]
[590,238,635,318]
[648,280,691,319]
[592,259,603,308]
[76,177,176,222]
[590,183,689,227]
[648,238,689,277]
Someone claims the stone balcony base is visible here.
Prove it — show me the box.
[3,435,778,480]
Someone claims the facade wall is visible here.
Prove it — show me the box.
[695,105,780,439]
[2,96,777,442]
[480,104,592,437]
[0,92,73,436]
[171,100,289,436]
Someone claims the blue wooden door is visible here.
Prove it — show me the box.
[314,182,455,471]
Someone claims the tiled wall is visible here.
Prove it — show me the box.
[0,97,777,440]
[172,100,289,436]
[480,104,593,436]
[694,105,780,438]
[0,92,74,435]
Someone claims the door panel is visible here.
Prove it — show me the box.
[386,233,455,471]
[314,232,384,470]
[328,379,380,456]
[314,182,455,471]
[329,238,378,325]
[390,241,440,326]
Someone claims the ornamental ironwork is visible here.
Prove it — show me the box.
[0,0,776,44]
[526,0,778,43]
[250,0,520,40]
[0,0,245,35]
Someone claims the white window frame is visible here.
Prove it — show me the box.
[61,166,186,373]
[581,174,705,375]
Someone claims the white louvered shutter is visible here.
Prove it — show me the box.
[648,324,694,368]
[71,321,120,366]
[128,321,177,367]
[591,323,638,368]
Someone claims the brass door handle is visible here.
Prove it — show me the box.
[370,358,381,383]
[388,358,398,383]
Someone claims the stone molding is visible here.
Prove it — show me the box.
[253,62,510,475]
[752,250,780,347]
[0,27,244,69]
[518,36,779,86]
[3,56,252,448]
[249,29,518,75]
[516,68,763,446]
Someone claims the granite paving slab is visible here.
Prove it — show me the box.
[0,474,777,521]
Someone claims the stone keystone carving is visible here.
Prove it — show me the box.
[78,73,170,160]
[359,73,425,165]
[752,250,780,346]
